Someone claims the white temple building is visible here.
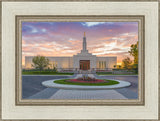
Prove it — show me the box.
[25,32,117,72]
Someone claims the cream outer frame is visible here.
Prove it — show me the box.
[1,1,159,120]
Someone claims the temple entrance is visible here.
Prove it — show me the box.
[80,60,90,70]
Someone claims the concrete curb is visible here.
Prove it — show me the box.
[42,79,131,90]
[98,75,138,76]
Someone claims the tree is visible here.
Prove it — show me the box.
[122,57,132,69]
[132,63,138,73]
[32,55,49,71]
[118,65,121,69]
[128,41,138,64]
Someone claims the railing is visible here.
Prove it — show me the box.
[57,68,114,74]
[23,68,114,74]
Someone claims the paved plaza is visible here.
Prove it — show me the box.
[22,75,138,99]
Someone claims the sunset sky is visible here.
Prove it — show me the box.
[22,22,138,66]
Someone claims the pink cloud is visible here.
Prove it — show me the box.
[22,22,138,66]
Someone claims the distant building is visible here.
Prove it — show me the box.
[25,32,117,72]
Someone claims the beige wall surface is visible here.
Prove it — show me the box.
[2,1,159,120]
[25,56,73,69]
[25,56,117,69]
[96,57,117,69]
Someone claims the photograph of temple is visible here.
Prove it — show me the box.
[25,32,117,71]
[22,21,138,100]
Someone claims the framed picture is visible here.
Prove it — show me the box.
[16,15,144,105]
[1,0,159,120]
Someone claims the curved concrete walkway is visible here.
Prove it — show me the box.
[42,79,131,90]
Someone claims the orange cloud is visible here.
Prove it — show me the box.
[22,22,138,66]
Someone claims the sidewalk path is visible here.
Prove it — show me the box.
[49,89,127,99]
[27,87,127,99]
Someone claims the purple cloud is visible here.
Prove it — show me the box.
[22,22,138,65]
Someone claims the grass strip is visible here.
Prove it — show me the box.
[54,79,119,86]
[22,71,74,75]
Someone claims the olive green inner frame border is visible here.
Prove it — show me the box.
[1,0,159,121]
[15,15,145,106]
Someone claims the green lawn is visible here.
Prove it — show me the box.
[54,79,119,86]
[22,71,74,75]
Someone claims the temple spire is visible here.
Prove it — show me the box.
[84,32,85,37]
[83,32,87,51]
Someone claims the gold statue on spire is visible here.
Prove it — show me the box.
[84,32,85,37]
